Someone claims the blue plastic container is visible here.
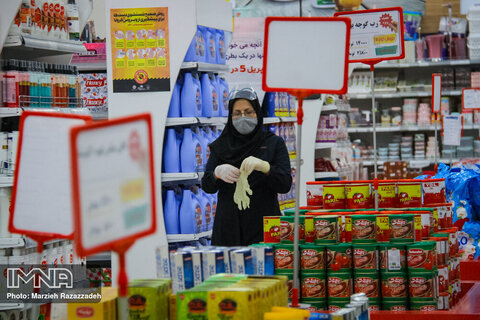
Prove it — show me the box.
[179,189,196,234]
[163,128,180,173]
[168,81,181,117]
[202,27,217,64]
[180,128,200,172]
[184,27,206,62]
[218,77,229,117]
[181,73,198,117]
[216,29,226,64]
[164,189,179,234]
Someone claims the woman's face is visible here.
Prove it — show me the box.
[231,99,257,120]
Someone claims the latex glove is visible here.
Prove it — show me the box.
[214,164,240,184]
[233,170,253,210]
[240,156,270,176]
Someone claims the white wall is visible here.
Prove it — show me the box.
[89,0,106,39]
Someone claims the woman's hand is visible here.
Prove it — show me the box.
[214,164,240,183]
[240,156,270,175]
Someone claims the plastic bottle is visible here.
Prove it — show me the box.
[192,73,202,117]
[201,190,214,231]
[191,130,204,171]
[195,128,208,167]
[180,128,197,172]
[179,189,203,234]
[163,128,180,173]
[216,29,226,64]
[203,27,216,64]
[164,189,180,234]
[218,77,229,117]
[168,81,181,117]
[40,62,52,108]
[194,189,208,232]
[196,26,207,62]
[3,60,19,108]
[185,27,204,62]
[264,92,275,117]
[201,73,214,117]
[181,73,202,117]
[191,192,204,233]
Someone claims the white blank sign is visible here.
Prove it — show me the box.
[463,88,480,111]
[264,18,350,93]
[443,115,462,146]
[72,115,155,255]
[10,112,91,238]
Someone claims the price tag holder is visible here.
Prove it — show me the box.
[9,111,92,248]
[442,115,463,146]
[70,113,156,295]
[335,7,405,65]
[432,74,442,114]
[462,88,480,112]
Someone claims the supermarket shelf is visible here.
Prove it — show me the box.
[354,58,480,69]
[348,90,461,99]
[349,124,479,133]
[3,35,87,58]
[161,172,201,182]
[314,172,339,179]
[197,117,227,125]
[264,117,281,124]
[24,238,65,249]
[0,107,93,118]
[363,159,459,166]
[0,238,25,249]
[167,230,212,243]
[322,104,337,112]
[315,142,335,150]
[165,117,198,126]
[72,62,107,72]
[0,303,25,311]
[180,62,229,73]
[280,117,297,122]
[0,176,13,187]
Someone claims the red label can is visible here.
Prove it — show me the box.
[353,244,378,270]
[327,272,352,298]
[438,265,449,294]
[323,184,345,209]
[406,241,436,271]
[422,179,446,204]
[306,182,326,207]
[409,271,435,298]
[378,180,397,208]
[397,180,422,208]
[346,182,372,209]
[381,272,408,298]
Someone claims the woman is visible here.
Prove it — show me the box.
[201,88,292,246]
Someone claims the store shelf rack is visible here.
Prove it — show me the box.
[0,107,98,119]
[314,172,339,179]
[0,303,25,311]
[0,238,25,249]
[354,59,480,69]
[2,35,87,59]
[166,230,212,243]
[72,62,107,72]
[363,159,460,167]
[315,142,336,150]
[348,90,462,99]
[165,116,297,127]
[180,62,229,73]
[348,124,479,133]
[0,176,13,187]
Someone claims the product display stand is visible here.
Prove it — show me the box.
[370,64,380,210]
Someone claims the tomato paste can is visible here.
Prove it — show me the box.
[382,298,408,311]
[445,204,453,228]
[422,179,446,204]
[353,270,380,298]
[406,241,437,271]
[376,214,390,242]
[437,265,449,294]
[416,210,432,239]
[397,179,422,208]
[300,298,326,311]
[326,243,352,272]
[410,299,437,311]
[437,228,458,257]
[280,216,305,244]
[327,297,350,312]
[339,213,352,243]
[327,272,352,298]
[306,182,326,207]
[353,244,378,270]
[409,271,435,298]
[304,216,315,243]
[323,183,346,209]
[368,298,381,312]
[379,243,406,272]
[351,214,377,243]
[346,181,372,209]
[414,213,422,242]
[263,216,281,243]
[429,237,447,266]
[274,244,294,270]
[422,204,439,233]
[314,215,339,244]
[301,271,326,299]
[389,214,415,243]
[300,244,325,271]
[381,272,408,298]
[378,180,397,208]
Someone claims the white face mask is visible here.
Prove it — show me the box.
[233,117,258,135]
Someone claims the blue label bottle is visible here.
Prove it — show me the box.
[192,73,203,117]
[216,29,226,64]
[191,192,204,233]
[179,189,195,234]
[163,128,180,173]
[164,189,180,234]
[181,73,197,117]
[168,81,181,117]
[180,128,196,172]
[201,73,213,117]
[218,77,229,117]
[202,27,217,64]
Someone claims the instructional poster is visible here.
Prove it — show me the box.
[336,8,404,62]
[110,7,170,93]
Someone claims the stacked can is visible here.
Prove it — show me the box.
[299,243,327,310]
[380,243,408,311]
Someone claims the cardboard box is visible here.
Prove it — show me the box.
[128,279,170,320]
[422,0,464,34]
[67,287,117,319]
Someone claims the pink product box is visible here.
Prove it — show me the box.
[71,43,107,63]
[81,73,108,108]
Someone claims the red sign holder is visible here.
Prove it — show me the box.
[9,111,92,252]
[335,7,405,209]
[70,113,157,298]
[263,16,351,306]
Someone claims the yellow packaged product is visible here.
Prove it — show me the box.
[264,310,309,320]
[270,307,310,319]
[207,287,256,320]
[127,279,170,319]
[67,287,117,319]
[169,293,177,320]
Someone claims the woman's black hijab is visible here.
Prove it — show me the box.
[209,94,274,167]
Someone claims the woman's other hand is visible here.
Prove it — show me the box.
[240,156,270,175]
[214,164,240,183]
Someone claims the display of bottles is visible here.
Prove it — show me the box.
[10,0,72,40]
[0,59,81,108]
[264,91,297,117]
